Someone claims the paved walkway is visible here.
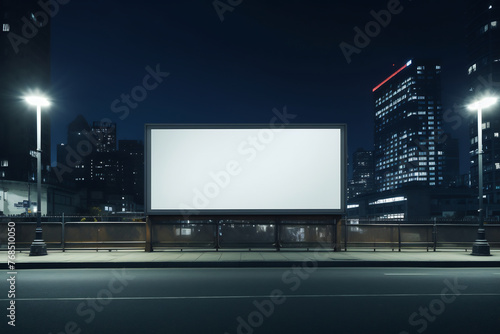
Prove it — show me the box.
[5,249,500,269]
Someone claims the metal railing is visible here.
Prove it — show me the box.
[0,220,147,251]
[343,222,500,251]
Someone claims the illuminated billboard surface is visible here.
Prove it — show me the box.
[146,125,346,215]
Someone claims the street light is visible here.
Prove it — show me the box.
[467,96,498,256]
[25,94,50,256]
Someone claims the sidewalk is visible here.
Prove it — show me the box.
[5,249,500,269]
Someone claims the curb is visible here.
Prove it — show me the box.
[8,260,500,269]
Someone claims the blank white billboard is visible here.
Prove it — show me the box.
[145,125,346,215]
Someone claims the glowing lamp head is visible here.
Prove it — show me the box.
[467,97,498,111]
[25,95,50,107]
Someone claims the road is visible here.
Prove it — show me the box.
[1,267,500,334]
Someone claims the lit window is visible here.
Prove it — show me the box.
[468,64,477,75]
[2,23,9,32]
[0,160,8,167]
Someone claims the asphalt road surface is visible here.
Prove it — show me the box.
[1,267,500,334]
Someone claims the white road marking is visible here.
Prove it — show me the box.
[384,273,433,276]
[2,293,500,302]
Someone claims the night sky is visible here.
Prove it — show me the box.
[49,0,469,174]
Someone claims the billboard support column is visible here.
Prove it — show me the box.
[215,219,220,251]
[275,218,281,251]
[344,219,348,251]
[334,217,341,252]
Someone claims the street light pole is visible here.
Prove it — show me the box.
[468,96,497,256]
[25,95,50,256]
[473,105,489,256]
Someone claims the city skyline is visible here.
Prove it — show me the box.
[3,2,500,331]
[46,1,470,172]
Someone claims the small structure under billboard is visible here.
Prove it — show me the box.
[144,124,346,250]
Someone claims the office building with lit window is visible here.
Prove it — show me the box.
[466,0,500,214]
[348,148,375,200]
[373,59,458,193]
[346,186,477,221]
[0,0,51,182]
[91,121,117,153]
[55,117,144,213]
[118,140,144,210]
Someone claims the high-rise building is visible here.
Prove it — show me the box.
[118,140,144,210]
[56,117,144,212]
[348,148,374,200]
[466,0,500,208]
[373,59,459,192]
[0,0,51,182]
[91,121,116,153]
[68,114,91,151]
[88,121,118,195]
[56,115,92,184]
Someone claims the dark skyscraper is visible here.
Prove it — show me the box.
[348,148,374,200]
[67,114,91,151]
[88,121,118,195]
[118,140,144,209]
[373,59,459,192]
[56,117,144,212]
[0,0,51,182]
[467,0,500,208]
[91,121,117,153]
[56,114,92,185]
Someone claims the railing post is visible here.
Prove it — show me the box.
[215,220,220,251]
[96,222,99,252]
[433,218,437,252]
[62,213,65,252]
[398,223,401,252]
[145,216,153,252]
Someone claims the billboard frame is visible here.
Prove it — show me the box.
[145,123,347,216]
